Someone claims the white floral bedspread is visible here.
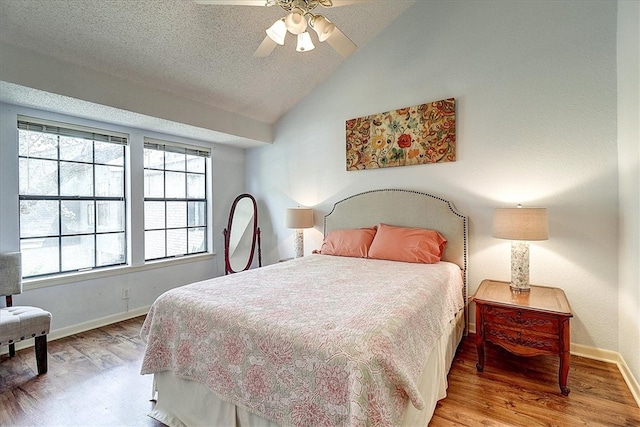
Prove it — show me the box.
[140,255,464,426]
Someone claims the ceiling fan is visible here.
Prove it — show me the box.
[194,0,368,57]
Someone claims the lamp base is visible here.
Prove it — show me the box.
[510,240,530,291]
[294,229,304,258]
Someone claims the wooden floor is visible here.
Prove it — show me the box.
[1,316,639,426]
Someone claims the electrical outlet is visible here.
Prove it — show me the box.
[122,287,130,299]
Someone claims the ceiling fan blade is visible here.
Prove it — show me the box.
[254,35,278,57]
[326,27,356,57]
[194,1,267,5]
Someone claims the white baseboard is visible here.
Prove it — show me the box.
[571,343,640,407]
[469,322,640,407]
[1,305,151,355]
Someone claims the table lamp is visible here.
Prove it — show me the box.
[492,205,548,291]
[284,207,314,258]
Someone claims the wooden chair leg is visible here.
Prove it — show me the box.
[34,335,48,375]
[9,343,16,357]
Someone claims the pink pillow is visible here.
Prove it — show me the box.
[368,223,447,264]
[320,227,377,258]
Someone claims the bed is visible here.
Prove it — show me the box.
[140,189,468,427]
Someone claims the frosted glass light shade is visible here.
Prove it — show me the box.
[296,32,315,52]
[285,9,307,35]
[311,15,335,42]
[266,19,287,45]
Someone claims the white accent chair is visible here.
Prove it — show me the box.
[0,252,51,374]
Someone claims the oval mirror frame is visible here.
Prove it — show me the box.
[223,193,262,274]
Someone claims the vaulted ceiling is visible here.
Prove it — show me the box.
[0,0,414,147]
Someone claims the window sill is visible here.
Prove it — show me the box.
[23,252,216,291]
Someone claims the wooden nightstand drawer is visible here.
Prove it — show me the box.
[484,305,559,335]
[484,322,559,354]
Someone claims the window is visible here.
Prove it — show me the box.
[18,116,127,278]
[143,138,209,261]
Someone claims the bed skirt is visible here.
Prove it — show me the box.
[147,309,464,427]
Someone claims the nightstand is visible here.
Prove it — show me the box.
[473,279,573,395]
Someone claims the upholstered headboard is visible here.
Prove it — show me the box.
[324,189,468,299]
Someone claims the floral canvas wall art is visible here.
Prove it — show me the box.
[346,98,456,170]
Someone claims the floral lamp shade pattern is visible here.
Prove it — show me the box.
[346,98,456,170]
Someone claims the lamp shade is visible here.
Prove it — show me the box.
[284,207,313,229]
[285,8,307,35]
[493,207,549,241]
[296,32,315,52]
[266,19,287,45]
[311,15,335,42]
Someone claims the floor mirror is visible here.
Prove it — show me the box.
[223,193,261,274]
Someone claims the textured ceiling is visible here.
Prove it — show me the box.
[0,0,414,143]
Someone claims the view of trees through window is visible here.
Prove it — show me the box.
[18,119,127,278]
[143,141,208,261]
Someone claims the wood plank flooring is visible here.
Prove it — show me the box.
[0,317,162,427]
[1,316,638,426]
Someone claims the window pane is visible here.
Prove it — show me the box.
[95,164,124,197]
[144,148,164,169]
[20,200,59,238]
[144,202,166,230]
[18,130,57,159]
[60,162,93,197]
[167,201,186,228]
[165,171,185,198]
[188,227,206,253]
[19,158,58,196]
[96,201,125,233]
[61,200,94,235]
[188,202,205,226]
[62,235,95,271]
[97,233,125,266]
[187,173,205,199]
[145,230,165,260]
[145,201,165,230]
[186,154,205,173]
[144,169,164,198]
[95,141,124,166]
[60,136,92,162]
[165,151,185,172]
[167,229,186,257]
[21,238,59,276]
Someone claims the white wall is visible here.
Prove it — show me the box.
[0,102,246,333]
[617,0,640,388]
[247,0,622,357]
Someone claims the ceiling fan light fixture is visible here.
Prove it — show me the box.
[285,8,308,35]
[266,19,287,45]
[310,15,335,42]
[296,32,315,52]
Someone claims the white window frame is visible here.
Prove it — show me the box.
[143,137,211,261]
[17,115,128,279]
